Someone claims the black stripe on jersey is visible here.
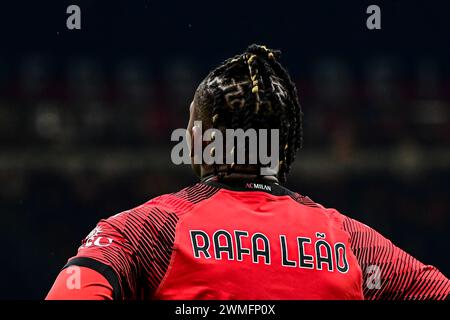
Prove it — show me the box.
[342,216,450,300]
[121,207,179,297]
[202,178,292,196]
[63,257,122,300]
[288,192,321,208]
[172,183,219,204]
[202,177,320,208]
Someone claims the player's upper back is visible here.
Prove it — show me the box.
[66,177,450,300]
[148,178,363,299]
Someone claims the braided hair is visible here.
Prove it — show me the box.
[195,44,303,183]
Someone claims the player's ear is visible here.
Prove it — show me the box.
[191,123,203,159]
[187,100,201,177]
[190,123,203,178]
[187,101,196,156]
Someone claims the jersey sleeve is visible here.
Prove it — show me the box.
[61,213,140,299]
[342,216,450,300]
[55,201,180,300]
[46,266,113,300]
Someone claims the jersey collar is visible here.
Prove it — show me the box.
[201,176,296,197]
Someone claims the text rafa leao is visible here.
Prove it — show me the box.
[190,229,350,272]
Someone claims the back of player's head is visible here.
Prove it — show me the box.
[195,44,303,182]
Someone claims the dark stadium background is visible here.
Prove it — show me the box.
[0,1,449,299]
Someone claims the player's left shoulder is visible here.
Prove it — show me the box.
[106,182,220,228]
[102,182,219,234]
[144,182,220,216]
[98,196,180,237]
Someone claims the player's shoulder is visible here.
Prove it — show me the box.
[288,190,357,229]
[102,182,220,229]
[146,182,220,214]
[298,195,374,236]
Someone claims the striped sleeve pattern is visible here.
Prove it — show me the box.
[171,183,220,204]
[289,192,322,208]
[342,216,450,300]
[69,183,219,299]
[113,206,179,298]
[149,183,219,214]
[70,206,179,299]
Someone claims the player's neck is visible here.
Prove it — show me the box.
[200,165,279,184]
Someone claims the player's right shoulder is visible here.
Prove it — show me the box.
[287,191,347,227]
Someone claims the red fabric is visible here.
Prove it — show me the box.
[153,189,363,299]
[342,216,450,300]
[51,181,450,300]
[46,266,113,300]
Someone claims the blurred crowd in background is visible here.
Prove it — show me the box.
[1,53,449,298]
[0,1,449,299]
[1,54,449,148]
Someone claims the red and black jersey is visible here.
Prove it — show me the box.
[48,178,450,300]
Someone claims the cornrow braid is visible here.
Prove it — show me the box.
[195,44,303,183]
[246,54,261,113]
[247,44,303,179]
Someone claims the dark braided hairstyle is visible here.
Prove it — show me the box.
[195,44,303,183]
